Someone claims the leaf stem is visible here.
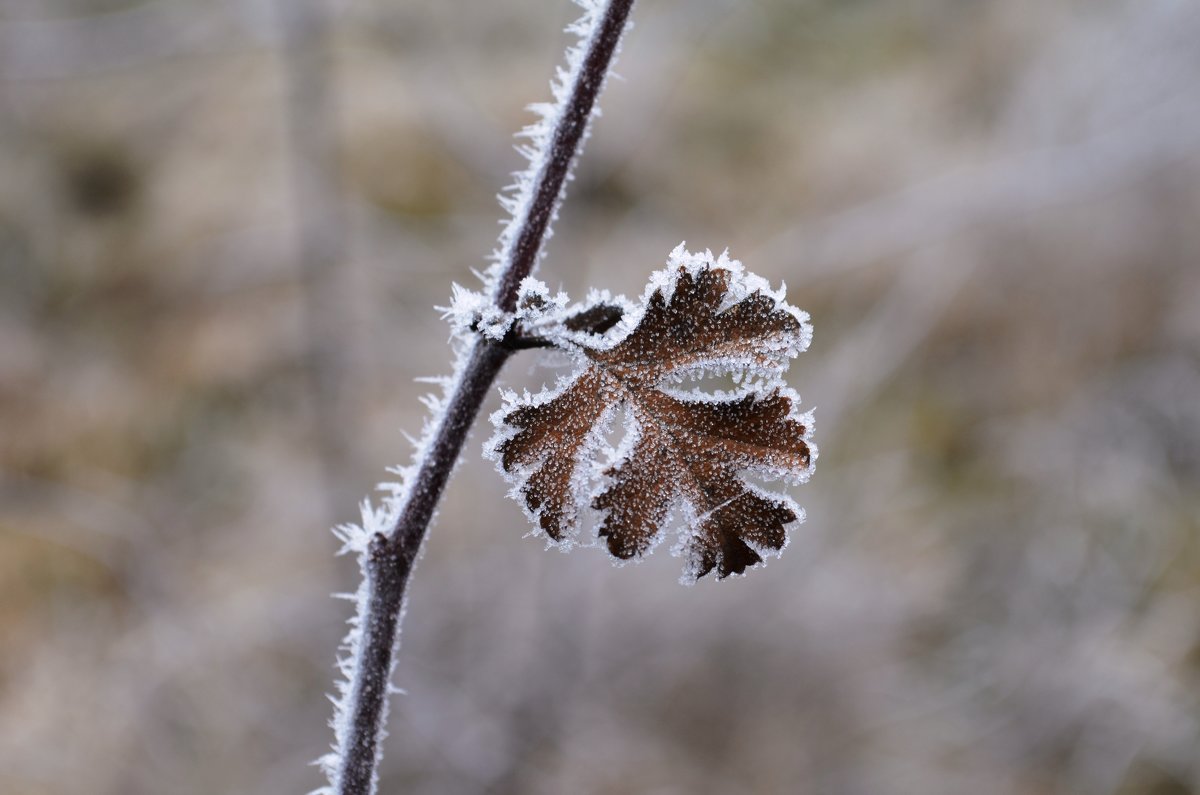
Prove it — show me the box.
[328,2,636,792]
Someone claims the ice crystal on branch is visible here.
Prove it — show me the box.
[317,1,638,791]
[486,246,816,580]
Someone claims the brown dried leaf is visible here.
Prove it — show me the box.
[487,248,814,580]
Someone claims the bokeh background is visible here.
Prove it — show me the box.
[2,0,1199,793]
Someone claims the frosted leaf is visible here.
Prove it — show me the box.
[486,247,815,580]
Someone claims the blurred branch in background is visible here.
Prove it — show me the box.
[749,84,1200,288]
[273,0,355,522]
[0,0,277,80]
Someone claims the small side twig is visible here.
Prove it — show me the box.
[499,330,558,351]
[321,3,636,794]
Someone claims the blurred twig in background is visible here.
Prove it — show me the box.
[274,0,354,522]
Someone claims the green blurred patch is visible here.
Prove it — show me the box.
[343,124,474,221]
[0,525,125,680]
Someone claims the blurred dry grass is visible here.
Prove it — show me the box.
[2,1,1199,793]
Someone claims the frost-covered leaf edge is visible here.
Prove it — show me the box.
[483,244,817,581]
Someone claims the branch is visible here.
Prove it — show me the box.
[318,3,636,794]
[491,0,636,313]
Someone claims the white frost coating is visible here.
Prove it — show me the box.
[487,244,817,581]
[515,276,572,324]
[318,3,632,792]
[482,0,630,301]
[482,372,623,547]
[673,484,805,586]
[315,334,478,795]
[594,244,813,366]
[442,283,512,341]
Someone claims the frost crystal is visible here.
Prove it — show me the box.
[317,2,630,790]
[486,246,816,581]
[482,0,630,301]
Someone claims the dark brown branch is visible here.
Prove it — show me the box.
[337,339,511,795]
[500,331,558,351]
[330,2,636,793]
[494,0,636,314]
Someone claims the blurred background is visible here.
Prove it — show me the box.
[2,0,1199,793]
